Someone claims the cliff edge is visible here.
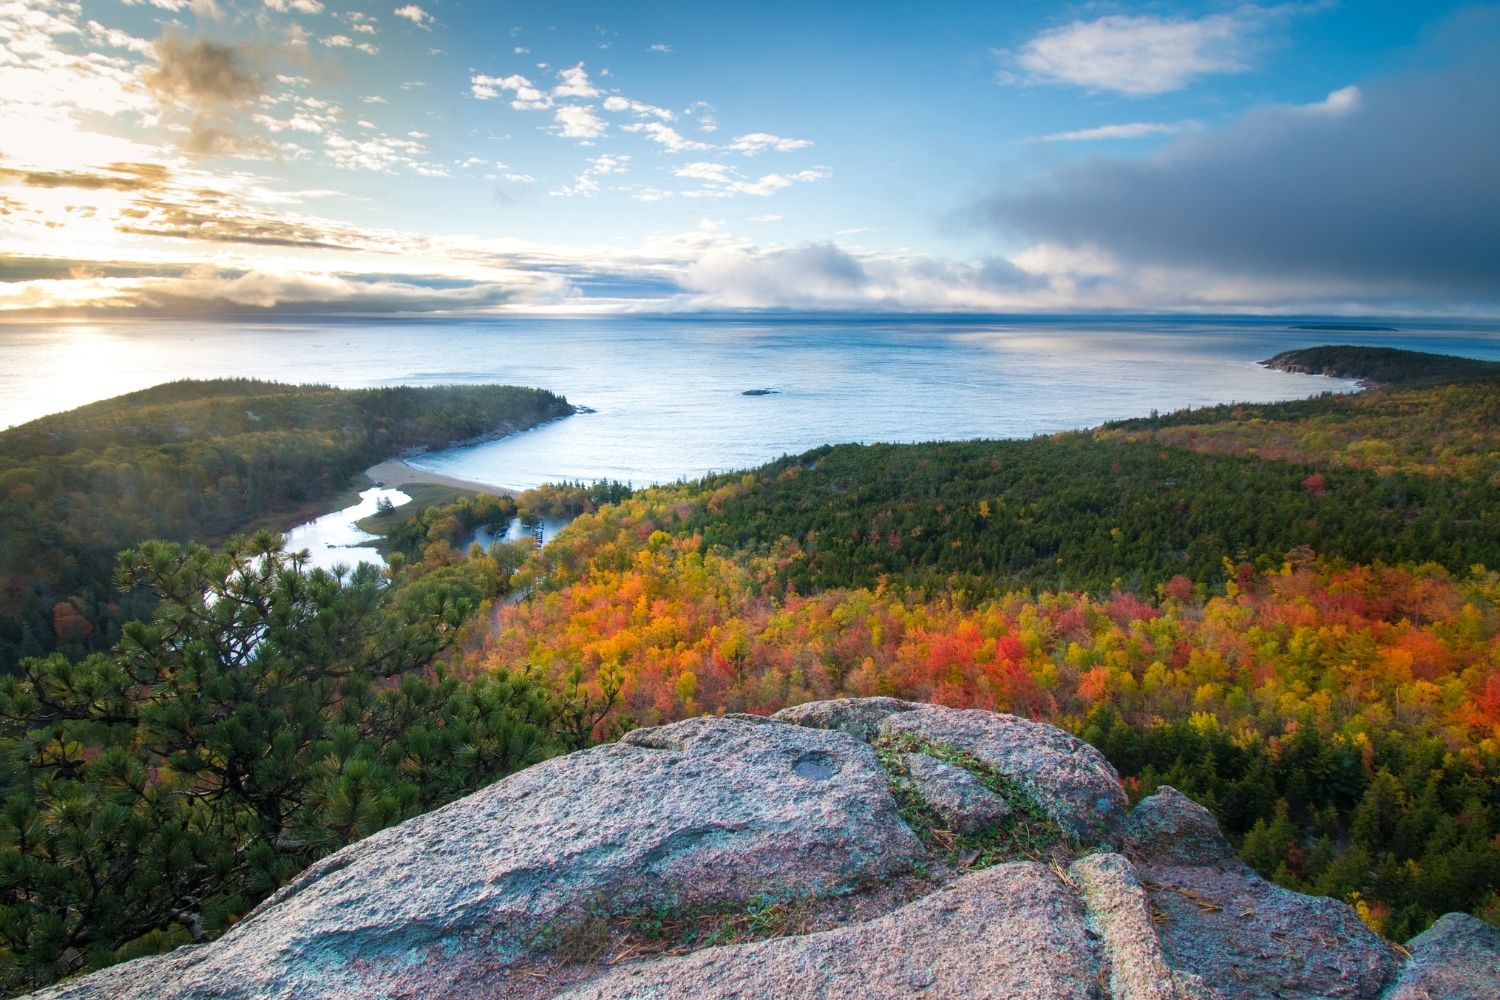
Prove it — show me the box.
[28,699,1498,999]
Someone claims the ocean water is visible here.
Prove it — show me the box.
[2,316,1498,490]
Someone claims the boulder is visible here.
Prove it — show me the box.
[877,704,1129,843]
[26,700,1498,1000]
[1070,851,1211,1000]
[1125,788,1401,1000]
[771,695,918,742]
[559,862,1101,1000]
[28,714,922,1000]
[902,751,1011,834]
[1382,912,1500,999]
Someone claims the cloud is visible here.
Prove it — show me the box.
[675,162,829,198]
[322,132,444,174]
[675,162,730,183]
[621,122,710,152]
[392,4,433,29]
[0,162,171,192]
[602,95,674,120]
[117,200,356,250]
[85,20,156,56]
[1032,120,1202,143]
[552,105,606,140]
[728,132,813,154]
[550,153,630,197]
[0,269,540,316]
[1007,8,1290,96]
[677,243,1042,311]
[264,0,326,13]
[685,101,718,133]
[649,43,672,53]
[553,63,598,98]
[147,31,262,104]
[145,30,276,154]
[471,72,552,110]
[978,14,1500,308]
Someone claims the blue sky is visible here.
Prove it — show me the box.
[0,0,1495,315]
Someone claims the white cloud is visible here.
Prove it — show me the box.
[1303,84,1361,115]
[675,162,829,198]
[1033,120,1202,142]
[323,35,352,47]
[748,214,781,223]
[264,0,325,13]
[728,132,813,154]
[1011,242,1118,278]
[1010,10,1278,95]
[553,63,599,98]
[550,153,630,197]
[675,161,731,183]
[471,73,552,110]
[85,21,154,56]
[686,101,718,133]
[730,169,828,197]
[323,131,443,174]
[552,105,606,140]
[622,122,710,152]
[393,4,433,28]
[602,95,674,120]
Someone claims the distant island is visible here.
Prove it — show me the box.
[1261,343,1500,386]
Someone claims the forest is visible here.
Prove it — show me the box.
[0,347,1496,992]
[0,380,573,672]
[475,348,1500,941]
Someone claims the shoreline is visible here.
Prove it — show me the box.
[364,458,517,496]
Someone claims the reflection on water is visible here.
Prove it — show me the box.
[466,515,572,550]
[283,487,411,572]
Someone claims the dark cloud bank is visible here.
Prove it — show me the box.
[980,9,1500,309]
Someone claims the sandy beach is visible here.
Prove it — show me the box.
[364,458,517,496]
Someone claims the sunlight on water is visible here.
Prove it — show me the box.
[3,316,1497,493]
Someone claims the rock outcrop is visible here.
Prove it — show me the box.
[27,700,1499,1000]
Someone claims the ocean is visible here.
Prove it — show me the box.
[3,315,1498,491]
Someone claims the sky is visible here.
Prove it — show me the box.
[0,0,1496,317]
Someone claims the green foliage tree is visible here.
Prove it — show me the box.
[0,532,564,993]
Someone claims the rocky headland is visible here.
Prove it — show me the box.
[28,699,1498,999]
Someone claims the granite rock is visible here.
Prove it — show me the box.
[878,704,1129,843]
[902,751,1012,834]
[28,701,1498,1000]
